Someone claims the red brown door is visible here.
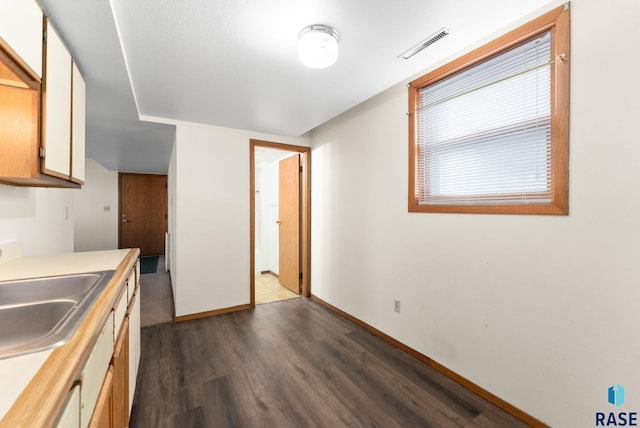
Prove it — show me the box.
[119,173,167,256]
[278,154,300,294]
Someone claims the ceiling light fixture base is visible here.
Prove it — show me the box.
[298,24,340,69]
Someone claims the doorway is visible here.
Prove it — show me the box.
[118,173,168,256]
[250,140,311,307]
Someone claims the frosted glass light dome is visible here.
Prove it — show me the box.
[298,25,339,69]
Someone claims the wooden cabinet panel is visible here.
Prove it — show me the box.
[0,0,42,77]
[0,63,39,180]
[42,21,72,178]
[88,366,113,428]
[112,317,129,428]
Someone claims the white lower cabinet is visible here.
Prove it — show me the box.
[53,263,140,428]
[54,384,80,428]
[80,313,114,427]
[127,289,141,411]
[113,288,128,343]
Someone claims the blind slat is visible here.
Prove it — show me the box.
[416,31,552,206]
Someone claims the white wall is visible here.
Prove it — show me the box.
[257,160,279,274]
[168,136,177,302]
[310,1,640,426]
[0,184,74,255]
[73,159,119,252]
[172,121,309,317]
[0,158,118,257]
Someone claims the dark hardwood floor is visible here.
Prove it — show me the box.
[130,298,528,427]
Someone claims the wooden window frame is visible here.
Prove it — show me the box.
[408,5,570,215]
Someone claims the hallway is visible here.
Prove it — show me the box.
[139,256,173,327]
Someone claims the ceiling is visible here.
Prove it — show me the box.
[38,0,552,174]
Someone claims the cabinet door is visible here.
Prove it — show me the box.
[127,290,141,412]
[71,61,85,183]
[0,55,40,180]
[88,366,113,428]
[0,0,42,77]
[54,384,80,428]
[42,21,71,178]
[113,317,129,428]
[81,313,114,427]
[113,287,128,343]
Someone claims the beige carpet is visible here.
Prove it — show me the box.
[140,256,174,327]
[255,273,300,305]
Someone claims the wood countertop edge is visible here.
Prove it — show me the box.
[0,248,140,428]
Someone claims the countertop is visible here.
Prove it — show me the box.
[0,248,139,426]
[0,249,132,282]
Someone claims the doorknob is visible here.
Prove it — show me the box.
[122,219,131,223]
[276,220,282,225]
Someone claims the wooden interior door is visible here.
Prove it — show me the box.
[278,154,300,294]
[119,173,167,256]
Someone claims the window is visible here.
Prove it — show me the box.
[408,5,570,214]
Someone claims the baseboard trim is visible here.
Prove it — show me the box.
[310,294,547,428]
[175,303,253,322]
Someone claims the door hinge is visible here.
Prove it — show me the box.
[39,147,46,159]
[299,166,303,173]
[299,272,303,280]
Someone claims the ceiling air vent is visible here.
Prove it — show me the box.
[399,28,450,60]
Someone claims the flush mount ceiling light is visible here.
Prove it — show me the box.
[298,24,340,69]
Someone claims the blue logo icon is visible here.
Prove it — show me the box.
[609,384,625,407]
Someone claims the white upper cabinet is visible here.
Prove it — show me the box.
[42,21,72,178]
[71,62,86,183]
[0,4,86,188]
[0,0,43,77]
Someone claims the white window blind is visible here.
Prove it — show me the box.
[416,31,552,206]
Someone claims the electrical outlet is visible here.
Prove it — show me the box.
[393,299,401,313]
[104,205,111,212]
